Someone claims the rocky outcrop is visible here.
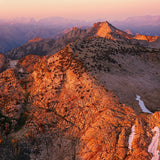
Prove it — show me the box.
[93,21,116,40]
[93,21,133,40]
[134,34,159,42]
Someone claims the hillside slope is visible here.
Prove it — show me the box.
[71,37,160,113]
[0,46,160,159]
[5,22,160,112]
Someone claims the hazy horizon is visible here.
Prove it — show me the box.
[1,0,160,21]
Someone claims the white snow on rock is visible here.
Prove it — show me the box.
[136,95,153,114]
[128,125,135,150]
[9,60,18,69]
[18,68,24,73]
[148,126,160,160]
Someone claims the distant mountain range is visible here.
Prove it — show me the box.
[5,21,160,60]
[112,15,160,36]
[0,23,64,53]
[0,15,160,53]
[0,17,92,53]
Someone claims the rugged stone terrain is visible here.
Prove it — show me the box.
[0,45,160,159]
[1,21,160,159]
[5,27,160,113]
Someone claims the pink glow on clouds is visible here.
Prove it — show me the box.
[0,0,160,20]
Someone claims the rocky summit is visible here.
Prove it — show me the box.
[0,21,160,160]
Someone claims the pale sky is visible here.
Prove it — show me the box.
[0,0,160,21]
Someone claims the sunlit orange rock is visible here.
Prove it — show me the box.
[28,37,43,43]
[0,39,160,159]
[134,34,159,42]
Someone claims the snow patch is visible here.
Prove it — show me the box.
[136,95,153,114]
[148,126,160,160]
[128,125,135,150]
[18,68,24,73]
[9,60,18,69]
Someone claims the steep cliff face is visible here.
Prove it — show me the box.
[0,46,160,159]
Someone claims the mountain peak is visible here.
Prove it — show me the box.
[92,21,133,40]
[93,21,116,35]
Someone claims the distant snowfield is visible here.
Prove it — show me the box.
[136,95,153,114]
[128,125,135,150]
[148,126,160,160]
[9,60,24,73]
